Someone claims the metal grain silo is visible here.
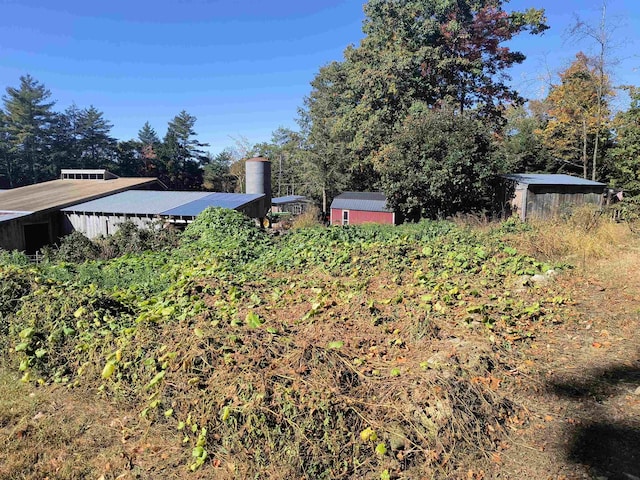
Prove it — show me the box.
[245,157,272,221]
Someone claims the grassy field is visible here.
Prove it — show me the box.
[1,208,639,479]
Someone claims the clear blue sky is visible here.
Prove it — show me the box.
[1,0,639,155]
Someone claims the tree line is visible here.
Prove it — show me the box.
[2,0,640,221]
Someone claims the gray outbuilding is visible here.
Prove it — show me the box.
[502,174,607,220]
[61,190,265,238]
[0,170,159,253]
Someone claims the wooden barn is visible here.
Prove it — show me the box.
[271,195,311,215]
[329,192,397,226]
[502,174,607,220]
[61,190,266,238]
[0,169,159,253]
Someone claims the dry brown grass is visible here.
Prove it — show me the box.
[0,369,183,480]
[290,204,322,229]
[502,206,637,270]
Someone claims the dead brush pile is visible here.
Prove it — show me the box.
[0,209,571,479]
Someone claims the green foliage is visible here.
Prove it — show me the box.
[180,207,269,264]
[202,149,236,192]
[51,231,102,263]
[46,222,181,264]
[1,75,55,186]
[0,213,566,477]
[0,267,32,345]
[98,221,181,258]
[300,0,549,201]
[377,108,503,220]
[0,250,31,267]
[608,86,640,196]
[497,104,552,173]
[157,110,208,189]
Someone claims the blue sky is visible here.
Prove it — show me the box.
[1,0,639,154]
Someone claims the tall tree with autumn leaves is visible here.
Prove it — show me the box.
[539,52,614,180]
[301,0,548,217]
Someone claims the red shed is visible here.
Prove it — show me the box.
[329,192,397,226]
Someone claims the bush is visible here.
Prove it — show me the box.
[98,221,181,258]
[50,231,101,263]
[180,208,270,264]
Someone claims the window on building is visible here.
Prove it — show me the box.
[342,210,349,226]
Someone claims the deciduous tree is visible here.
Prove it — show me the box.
[539,53,613,179]
[376,107,502,220]
[301,0,548,210]
[607,86,640,196]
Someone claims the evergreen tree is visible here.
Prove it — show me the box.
[2,75,55,185]
[76,106,116,169]
[49,105,82,175]
[137,121,161,176]
[203,149,236,192]
[157,111,208,189]
[0,110,20,187]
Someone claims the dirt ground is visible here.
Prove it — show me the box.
[1,243,639,479]
[500,249,640,480]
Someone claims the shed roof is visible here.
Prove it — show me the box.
[0,177,158,213]
[330,192,391,212]
[503,174,606,187]
[62,190,264,217]
[272,195,307,205]
[162,193,264,216]
[0,211,32,223]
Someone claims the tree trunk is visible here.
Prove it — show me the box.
[592,129,600,181]
[322,187,327,215]
[582,119,588,179]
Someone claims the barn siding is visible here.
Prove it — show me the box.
[0,211,64,252]
[0,219,24,251]
[524,186,604,219]
[330,209,395,226]
[506,182,605,221]
[63,213,160,239]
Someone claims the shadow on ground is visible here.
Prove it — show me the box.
[548,361,640,480]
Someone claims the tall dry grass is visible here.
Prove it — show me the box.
[501,206,637,269]
[290,205,322,229]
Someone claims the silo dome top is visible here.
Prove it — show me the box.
[246,157,270,163]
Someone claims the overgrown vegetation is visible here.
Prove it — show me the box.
[0,208,585,479]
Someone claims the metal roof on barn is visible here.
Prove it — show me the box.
[62,190,264,217]
[330,192,391,212]
[0,177,158,213]
[272,195,307,205]
[0,211,33,223]
[162,193,264,216]
[503,174,606,187]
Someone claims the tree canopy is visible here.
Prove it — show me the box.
[300,0,548,217]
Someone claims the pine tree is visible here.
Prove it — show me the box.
[158,111,208,189]
[2,75,55,185]
[76,106,116,169]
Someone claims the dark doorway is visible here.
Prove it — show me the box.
[23,223,50,254]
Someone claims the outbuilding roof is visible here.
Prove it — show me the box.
[330,192,391,212]
[503,174,606,187]
[0,177,159,213]
[162,193,264,216]
[0,211,32,223]
[62,190,264,217]
[272,195,307,205]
